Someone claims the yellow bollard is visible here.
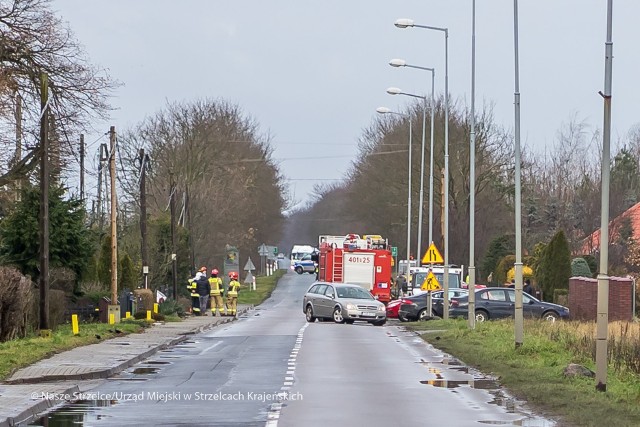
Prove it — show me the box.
[146,310,152,321]
[109,313,115,325]
[71,314,79,335]
[125,311,131,319]
[153,303,159,314]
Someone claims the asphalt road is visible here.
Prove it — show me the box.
[31,271,555,427]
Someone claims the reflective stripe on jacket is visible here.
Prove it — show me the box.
[228,280,240,297]
[187,279,198,296]
[209,277,223,295]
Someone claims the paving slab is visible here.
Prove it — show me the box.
[0,306,251,427]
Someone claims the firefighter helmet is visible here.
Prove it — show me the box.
[211,268,219,275]
[229,271,239,280]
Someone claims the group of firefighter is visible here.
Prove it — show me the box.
[187,267,242,317]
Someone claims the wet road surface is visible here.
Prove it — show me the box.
[30,271,555,426]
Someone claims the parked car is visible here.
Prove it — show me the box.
[449,287,570,322]
[303,282,386,326]
[291,253,317,274]
[386,294,424,320]
[398,289,469,321]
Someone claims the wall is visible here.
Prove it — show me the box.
[568,276,634,321]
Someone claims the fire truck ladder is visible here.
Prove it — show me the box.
[332,249,343,282]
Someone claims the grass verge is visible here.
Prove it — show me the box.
[237,270,285,306]
[404,318,640,427]
[0,320,147,381]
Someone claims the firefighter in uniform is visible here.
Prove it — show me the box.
[209,268,225,316]
[188,266,208,316]
[227,271,241,316]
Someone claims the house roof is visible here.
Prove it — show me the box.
[581,201,640,254]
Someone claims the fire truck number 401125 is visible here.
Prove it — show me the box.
[346,256,372,264]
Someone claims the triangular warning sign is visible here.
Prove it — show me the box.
[421,242,444,264]
[421,271,442,291]
[244,257,256,271]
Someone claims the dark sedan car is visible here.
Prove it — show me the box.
[398,289,469,321]
[449,287,570,322]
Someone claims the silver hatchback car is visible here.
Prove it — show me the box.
[303,282,386,326]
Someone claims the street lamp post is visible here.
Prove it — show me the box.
[389,59,436,257]
[513,0,524,348]
[395,18,451,319]
[595,0,613,392]
[376,107,412,286]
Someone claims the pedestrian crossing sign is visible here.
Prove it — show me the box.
[421,242,444,264]
[421,271,441,291]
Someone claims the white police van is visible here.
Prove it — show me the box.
[290,245,317,274]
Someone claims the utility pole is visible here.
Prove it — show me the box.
[79,134,85,202]
[185,186,195,276]
[14,92,22,202]
[595,0,613,392]
[170,172,178,299]
[440,169,445,249]
[38,73,50,333]
[97,143,108,229]
[139,148,149,289]
[468,0,477,329]
[513,0,524,349]
[108,126,120,321]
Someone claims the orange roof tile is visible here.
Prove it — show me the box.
[580,202,640,254]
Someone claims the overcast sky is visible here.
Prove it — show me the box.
[54,0,640,211]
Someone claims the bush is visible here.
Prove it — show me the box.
[581,254,598,278]
[133,289,154,312]
[506,265,534,282]
[571,257,592,277]
[159,299,184,317]
[0,267,34,341]
[79,281,109,304]
[494,255,516,285]
[536,230,571,301]
[119,253,138,291]
[50,267,77,294]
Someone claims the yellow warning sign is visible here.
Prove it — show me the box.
[421,242,444,264]
[421,271,442,291]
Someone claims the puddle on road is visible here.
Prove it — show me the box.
[477,418,555,426]
[420,378,501,389]
[28,399,116,426]
[132,367,158,375]
[144,360,171,365]
[441,357,463,366]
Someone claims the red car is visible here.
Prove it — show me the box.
[386,294,425,321]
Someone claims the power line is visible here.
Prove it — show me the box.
[236,149,408,163]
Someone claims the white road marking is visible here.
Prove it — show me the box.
[198,341,222,355]
[266,323,308,426]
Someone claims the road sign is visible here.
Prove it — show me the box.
[421,242,444,264]
[258,244,269,256]
[244,271,254,284]
[273,246,278,255]
[244,257,256,271]
[421,271,442,291]
[391,246,397,257]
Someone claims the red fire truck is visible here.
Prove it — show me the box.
[317,234,393,304]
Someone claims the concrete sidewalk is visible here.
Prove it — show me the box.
[0,305,251,427]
